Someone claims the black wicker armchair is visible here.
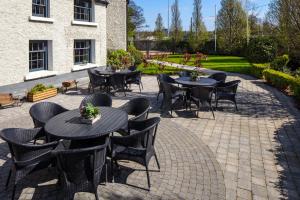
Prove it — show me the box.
[156,74,176,101]
[208,72,227,84]
[0,128,58,200]
[110,117,161,190]
[119,97,150,121]
[190,86,215,119]
[178,71,192,77]
[161,82,186,116]
[215,80,241,111]
[80,93,112,108]
[109,73,127,96]
[29,102,68,141]
[54,137,109,200]
[125,71,143,92]
[87,69,108,93]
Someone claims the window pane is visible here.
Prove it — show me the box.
[29,41,48,71]
[74,40,91,64]
[32,0,48,17]
[74,0,92,22]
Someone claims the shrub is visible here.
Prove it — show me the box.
[292,78,300,100]
[262,69,297,91]
[270,55,289,71]
[107,49,134,69]
[28,84,54,95]
[128,45,143,65]
[246,37,277,63]
[251,64,269,79]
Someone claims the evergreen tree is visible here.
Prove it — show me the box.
[217,0,247,54]
[192,0,207,46]
[170,0,183,43]
[154,13,165,40]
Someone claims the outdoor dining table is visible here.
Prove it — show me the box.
[95,69,132,76]
[45,107,128,140]
[175,76,218,87]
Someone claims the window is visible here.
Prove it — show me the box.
[74,40,91,64]
[32,0,49,17]
[74,0,92,22]
[29,41,48,72]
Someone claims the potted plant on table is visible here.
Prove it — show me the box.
[80,103,101,124]
[190,71,198,81]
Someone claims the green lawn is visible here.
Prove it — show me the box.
[137,63,186,75]
[162,54,252,74]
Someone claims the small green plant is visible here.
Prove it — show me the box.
[107,49,135,70]
[270,55,289,71]
[128,45,143,65]
[80,103,99,119]
[190,71,198,81]
[28,84,54,95]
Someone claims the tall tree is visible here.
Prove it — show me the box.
[154,13,165,40]
[170,0,183,43]
[192,0,207,43]
[127,0,145,38]
[217,0,247,53]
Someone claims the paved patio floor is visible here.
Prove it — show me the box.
[0,73,300,200]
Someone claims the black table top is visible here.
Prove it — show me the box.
[95,69,132,76]
[45,107,128,140]
[175,77,218,87]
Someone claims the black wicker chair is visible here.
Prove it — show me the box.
[88,69,108,93]
[0,128,58,200]
[161,82,186,116]
[110,117,161,190]
[80,93,112,108]
[109,73,127,96]
[208,72,227,84]
[119,97,150,121]
[128,65,137,71]
[178,71,192,77]
[215,80,241,111]
[156,74,176,101]
[29,102,68,141]
[125,71,143,92]
[54,137,109,200]
[190,86,215,119]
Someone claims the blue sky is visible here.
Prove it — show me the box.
[134,0,271,31]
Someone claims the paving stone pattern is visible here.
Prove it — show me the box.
[0,73,300,200]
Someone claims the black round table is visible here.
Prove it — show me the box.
[175,77,218,87]
[45,107,128,140]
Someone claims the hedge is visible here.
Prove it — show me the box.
[262,69,297,91]
[251,64,269,79]
[292,78,300,100]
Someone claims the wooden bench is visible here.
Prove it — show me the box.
[62,80,79,93]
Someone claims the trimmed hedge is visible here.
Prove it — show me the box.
[263,69,296,91]
[292,78,300,100]
[251,64,269,79]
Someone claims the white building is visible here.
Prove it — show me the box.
[0,0,128,86]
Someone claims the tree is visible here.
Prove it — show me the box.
[192,0,207,46]
[217,0,247,54]
[127,1,145,38]
[170,0,183,43]
[154,13,165,40]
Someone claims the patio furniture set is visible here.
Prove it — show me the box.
[87,67,143,96]
[0,93,161,200]
[157,72,241,118]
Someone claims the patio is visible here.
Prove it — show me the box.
[0,73,300,200]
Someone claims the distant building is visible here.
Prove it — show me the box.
[0,0,127,86]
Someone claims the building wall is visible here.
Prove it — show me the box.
[106,0,127,50]
[0,0,107,86]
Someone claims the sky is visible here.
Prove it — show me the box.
[134,0,271,31]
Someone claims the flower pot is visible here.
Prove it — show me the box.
[27,88,58,102]
[80,114,101,125]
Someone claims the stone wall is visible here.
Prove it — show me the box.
[106,0,127,50]
[0,0,107,86]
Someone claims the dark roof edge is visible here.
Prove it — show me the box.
[95,0,109,6]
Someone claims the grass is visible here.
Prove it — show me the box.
[137,63,186,75]
[161,54,253,74]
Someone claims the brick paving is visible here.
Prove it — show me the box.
[0,73,300,200]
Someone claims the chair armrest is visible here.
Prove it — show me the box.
[14,150,53,167]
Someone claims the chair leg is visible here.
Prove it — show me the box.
[11,184,16,200]
[215,99,218,109]
[141,82,144,89]
[234,99,238,111]
[145,164,151,190]
[105,162,108,185]
[154,152,160,171]
[111,159,114,183]
[138,84,142,93]
[94,185,99,200]
[209,103,215,119]
[5,169,12,189]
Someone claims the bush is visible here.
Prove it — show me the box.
[262,69,297,91]
[107,49,134,69]
[270,55,289,71]
[28,84,54,95]
[292,78,300,100]
[251,64,269,79]
[246,37,277,63]
[128,45,143,65]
